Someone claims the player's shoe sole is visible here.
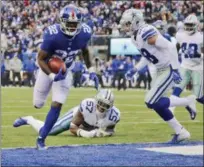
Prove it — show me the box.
[13,117,28,127]
[169,127,190,144]
[186,95,197,120]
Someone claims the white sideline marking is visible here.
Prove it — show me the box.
[2,120,201,128]
[141,145,203,155]
[1,104,145,108]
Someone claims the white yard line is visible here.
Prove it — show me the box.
[2,120,201,128]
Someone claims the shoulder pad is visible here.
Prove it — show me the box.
[79,98,95,114]
[108,106,120,123]
[140,25,158,41]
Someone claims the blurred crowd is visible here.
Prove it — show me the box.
[1,0,203,88]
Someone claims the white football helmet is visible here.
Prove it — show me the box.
[95,89,114,116]
[120,9,144,33]
[184,14,199,35]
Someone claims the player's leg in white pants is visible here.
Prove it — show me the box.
[169,68,191,113]
[192,70,204,104]
[145,66,192,140]
[36,70,73,149]
[33,69,52,108]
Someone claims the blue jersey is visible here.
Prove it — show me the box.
[40,23,92,69]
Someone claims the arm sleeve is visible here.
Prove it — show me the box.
[169,43,180,69]
[135,57,149,71]
[40,29,54,53]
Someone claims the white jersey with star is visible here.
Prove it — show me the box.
[176,31,203,71]
[76,98,120,129]
[131,24,174,69]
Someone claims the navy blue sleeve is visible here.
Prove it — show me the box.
[40,28,54,53]
[141,28,157,41]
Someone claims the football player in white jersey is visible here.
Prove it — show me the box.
[170,14,204,118]
[13,89,120,138]
[121,9,197,143]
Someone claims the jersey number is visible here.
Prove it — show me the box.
[86,101,94,113]
[48,25,58,34]
[140,48,159,64]
[109,109,118,122]
[181,43,199,58]
[82,24,91,33]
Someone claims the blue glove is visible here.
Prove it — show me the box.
[125,68,137,80]
[172,69,182,84]
[54,68,67,82]
[89,72,99,90]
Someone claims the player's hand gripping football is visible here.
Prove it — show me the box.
[89,72,99,90]
[49,67,67,82]
[172,69,182,84]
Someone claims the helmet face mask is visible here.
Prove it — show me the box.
[184,23,197,35]
[96,100,111,113]
[184,14,199,35]
[59,6,82,36]
[95,89,114,114]
[120,9,144,33]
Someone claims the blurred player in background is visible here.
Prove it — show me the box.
[170,14,204,118]
[121,9,197,143]
[33,5,99,149]
[14,89,120,138]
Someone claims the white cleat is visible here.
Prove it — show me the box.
[186,95,197,120]
[170,127,190,144]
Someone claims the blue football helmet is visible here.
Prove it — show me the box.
[59,5,82,36]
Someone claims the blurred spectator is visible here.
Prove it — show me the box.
[10,55,22,86]
[136,66,148,89]
[90,57,104,88]
[72,56,84,88]
[3,56,12,86]
[1,63,5,86]
[115,55,127,90]
[22,55,36,86]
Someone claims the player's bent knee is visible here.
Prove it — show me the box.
[33,101,45,109]
[145,97,170,110]
[145,102,154,109]
[197,96,204,104]
[51,101,63,108]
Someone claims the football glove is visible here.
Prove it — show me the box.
[89,72,99,90]
[172,69,182,84]
[125,68,138,80]
[49,68,67,82]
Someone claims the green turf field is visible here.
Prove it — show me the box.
[1,87,203,148]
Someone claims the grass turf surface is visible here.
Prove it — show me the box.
[1,87,203,148]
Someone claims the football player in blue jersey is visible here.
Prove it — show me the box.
[20,5,99,150]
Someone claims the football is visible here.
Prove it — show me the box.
[48,56,66,74]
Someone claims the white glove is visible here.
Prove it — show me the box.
[95,129,114,137]
[77,129,97,138]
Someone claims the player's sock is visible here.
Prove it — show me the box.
[197,96,204,104]
[154,107,174,121]
[39,106,61,139]
[167,117,183,134]
[154,107,183,134]
[169,95,191,107]
[24,116,44,133]
[172,87,182,96]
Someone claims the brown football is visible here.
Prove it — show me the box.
[48,57,66,74]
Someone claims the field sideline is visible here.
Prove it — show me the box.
[1,87,203,148]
